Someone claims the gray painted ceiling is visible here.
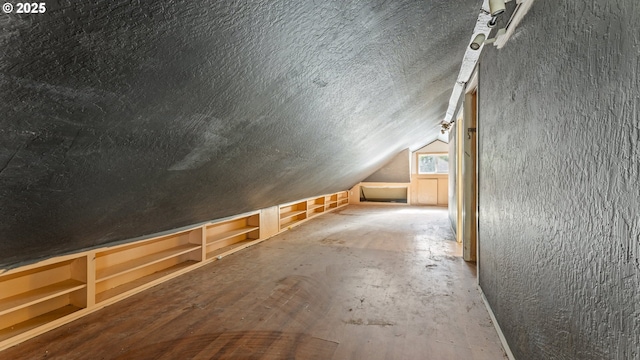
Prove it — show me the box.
[0,0,480,268]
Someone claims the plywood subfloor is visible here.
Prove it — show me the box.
[3,206,507,359]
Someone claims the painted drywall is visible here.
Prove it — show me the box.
[414,140,449,153]
[0,1,480,268]
[478,1,640,359]
[363,149,410,183]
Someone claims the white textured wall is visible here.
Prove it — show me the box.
[0,1,480,269]
[478,1,639,359]
[363,149,411,183]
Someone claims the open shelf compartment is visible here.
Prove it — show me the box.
[325,194,339,210]
[206,213,260,260]
[0,256,88,343]
[306,196,326,218]
[337,191,349,206]
[95,228,202,303]
[279,201,308,230]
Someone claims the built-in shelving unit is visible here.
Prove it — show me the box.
[279,201,308,230]
[206,213,261,259]
[95,228,202,304]
[0,190,349,352]
[278,191,349,231]
[0,256,87,344]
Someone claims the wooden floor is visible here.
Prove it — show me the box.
[3,205,506,359]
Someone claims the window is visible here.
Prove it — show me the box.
[418,154,449,174]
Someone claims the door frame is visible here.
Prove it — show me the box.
[459,70,479,262]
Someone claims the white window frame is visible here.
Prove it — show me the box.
[417,153,449,175]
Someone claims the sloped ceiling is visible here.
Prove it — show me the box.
[0,0,479,268]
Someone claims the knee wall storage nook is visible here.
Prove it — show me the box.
[0,191,349,351]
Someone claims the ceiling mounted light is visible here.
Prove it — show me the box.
[487,0,507,28]
[441,121,453,134]
[489,0,506,16]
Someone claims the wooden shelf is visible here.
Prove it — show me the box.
[279,201,307,230]
[95,261,198,303]
[205,214,260,261]
[96,244,201,282]
[0,255,87,349]
[337,191,349,206]
[0,280,86,316]
[307,196,325,217]
[280,209,306,220]
[308,210,324,218]
[94,229,203,305]
[207,226,259,245]
[0,305,82,342]
[207,239,261,259]
[280,216,304,228]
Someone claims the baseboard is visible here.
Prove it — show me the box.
[478,286,516,360]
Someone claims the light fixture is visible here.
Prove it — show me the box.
[488,0,506,27]
[440,121,453,134]
[469,34,486,50]
[489,0,506,16]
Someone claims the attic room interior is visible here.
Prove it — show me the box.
[1,0,638,359]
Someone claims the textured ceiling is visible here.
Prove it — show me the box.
[0,0,480,268]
